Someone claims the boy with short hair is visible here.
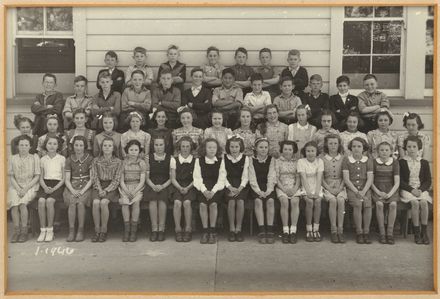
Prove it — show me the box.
[181,67,212,129]
[96,50,125,94]
[273,76,302,125]
[255,47,280,100]
[157,45,186,92]
[91,71,122,132]
[152,69,181,129]
[212,68,243,129]
[329,75,360,131]
[302,74,330,128]
[280,49,309,99]
[63,75,93,130]
[125,47,154,87]
[120,70,152,131]
[243,73,271,122]
[31,73,64,136]
[230,47,254,94]
[357,74,390,133]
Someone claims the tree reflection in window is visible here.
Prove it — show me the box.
[17,7,44,32]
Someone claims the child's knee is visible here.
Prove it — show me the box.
[305,197,313,206]
[174,200,182,209]
[279,196,288,208]
[100,199,109,207]
[38,198,46,206]
[419,199,428,208]
[183,200,191,209]
[376,201,384,210]
[46,197,55,206]
[389,201,397,210]
[328,196,337,206]
[267,198,275,208]
[92,199,100,208]
[336,196,345,206]
[254,198,262,208]
[237,199,244,207]
[410,200,420,208]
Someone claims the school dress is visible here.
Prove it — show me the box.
[257,121,288,157]
[372,158,400,203]
[91,156,122,202]
[288,122,317,159]
[224,154,250,201]
[203,127,233,155]
[143,153,172,203]
[37,133,67,157]
[339,131,368,156]
[171,154,196,202]
[193,156,226,204]
[248,156,276,201]
[63,154,94,206]
[322,154,347,201]
[313,128,340,155]
[7,154,40,209]
[367,129,398,159]
[275,156,298,199]
[342,155,373,208]
[37,154,66,202]
[10,134,39,155]
[397,131,430,159]
[233,128,258,157]
[296,158,324,197]
[172,126,203,156]
[119,158,147,205]
[399,157,432,204]
[121,129,151,160]
[65,128,96,155]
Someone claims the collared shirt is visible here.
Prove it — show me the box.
[243,91,271,108]
[340,130,368,155]
[193,157,226,193]
[8,153,40,190]
[297,157,324,191]
[125,64,154,84]
[65,153,93,189]
[273,93,302,113]
[224,154,250,188]
[288,65,300,77]
[212,85,244,105]
[233,128,258,157]
[357,90,390,117]
[323,154,343,181]
[91,156,123,191]
[91,90,122,117]
[121,86,152,113]
[248,155,276,194]
[230,64,254,81]
[287,122,317,158]
[191,85,202,97]
[202,63,225,78]
[339,92,349,105]
[170,154,194,169]
[63,94,93,115]
[342,155,373,189]
[367,129,398,159]
[255,65,275,80]
[40,154,65,180]
[397,131,430,159]
[404,156,422,189]
[122,157,148,183]
[151,85,181,118]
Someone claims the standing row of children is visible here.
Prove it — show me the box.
[8,46,432,246]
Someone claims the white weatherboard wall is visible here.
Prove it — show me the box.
[83,6,331,95]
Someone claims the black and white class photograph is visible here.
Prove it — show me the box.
[3,3,437,295]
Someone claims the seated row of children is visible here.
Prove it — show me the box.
[30,46,391,137]
[9,105,431,246]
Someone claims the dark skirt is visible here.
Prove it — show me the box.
[249,189,277,203]
[91,180,120,203]
[197,190,224,205]
[172,186,197,202]
[143,185,171,203]
[36,179,64,202]
[224,185,250,202]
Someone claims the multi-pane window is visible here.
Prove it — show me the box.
[16,7,73,36]
[343,6,404,90]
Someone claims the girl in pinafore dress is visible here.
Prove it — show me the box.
[63,136,93,242]
[119,140,147,242]
[36,116,67,157]
[8,135,40,243]
[339,112,368,156]
[397,112,430,160]
[172,107,203,156]
[91,137,123,242]
[249,137,277,244]
[312,109,339,154]
[288,104,317,159]
[204,110,233,156]
[342,137,374,244]
[11,115,39,155]
[275,140,301,244]
[193,138,226,244]
[257,104,288,158]
[65,108,96,156]
[399,136,432,245]
[144,136,173,242]
[148,108,174,155]
[322,134,347,243]
[297,141,324,242]
[371,142,400,244]
[224,135,250,242]
[121,112,151,161]
[93,111,122,158]
[37,136,65,242]
[233,107,259,157]
[171,136,197,242]
[367,109,398,159]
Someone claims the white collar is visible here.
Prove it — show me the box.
[348,155,368,163]
[255,155,269,163]
[339,92,349,98]
[325,154,342,161]
[227,153,243,163]
[376,157,393,166]
[154,153,167,161]
[204,156,218,163]
[178,154,193,164]
[404,155,421,162]
[251,92,263,97]
[279,155,294,162]
[289,66,300,72]
[191,85,202,91]
[297,122,309,130]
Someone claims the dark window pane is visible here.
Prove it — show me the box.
[343,56,370,73]
[372,21,402,54]
[372,56,400,88]
[17,8,43,31]
[374,6,403,17]
[426,19,434,55]
[345,6,373,17]
[425,55,433,89]
[343,22,371,54]
[46,7,73,31]
[428,6,434,16]
[17,38,75,73]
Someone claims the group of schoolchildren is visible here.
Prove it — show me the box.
[8,45,432,247]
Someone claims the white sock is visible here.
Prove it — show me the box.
[313,223,320,232]
[283,226,289,234]
[290,225,297,234]
[306,224,313,232]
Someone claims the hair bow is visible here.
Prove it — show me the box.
[177,106,187,114]
[403,112,410,118]
[227,133,244,141]
[46,114,58,120]
[130,111,143,120]
[304,104,311,111]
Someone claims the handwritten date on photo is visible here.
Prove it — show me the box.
[35,245,75,256]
